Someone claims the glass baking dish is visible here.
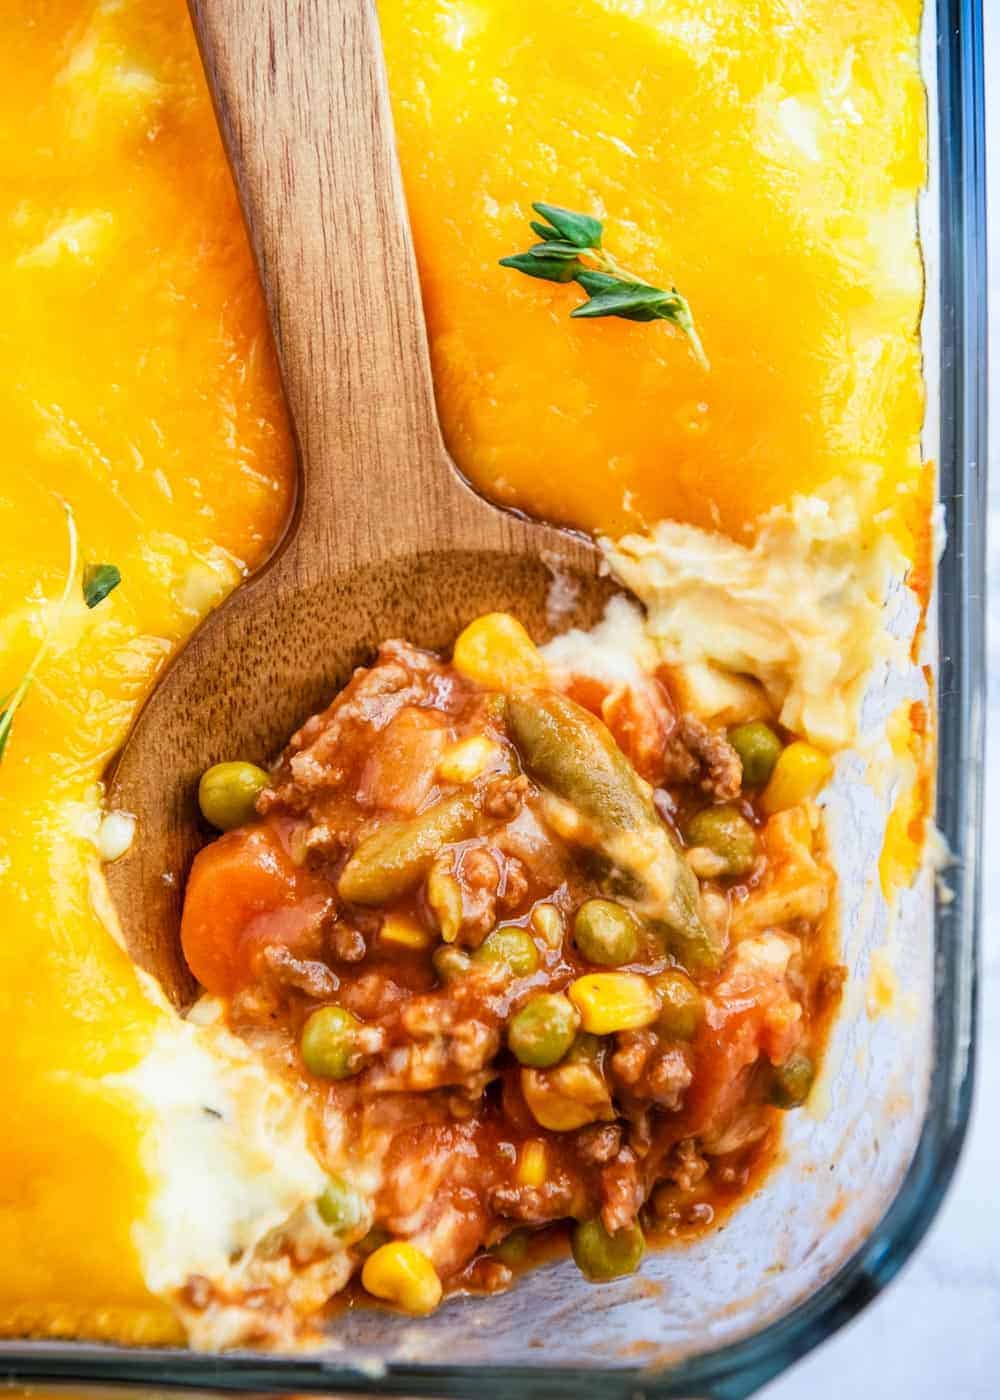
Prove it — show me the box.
[1,0,984,1395]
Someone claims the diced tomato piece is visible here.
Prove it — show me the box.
[601,679,673,781]
[683,933,804,1136]
[356,706,452,813]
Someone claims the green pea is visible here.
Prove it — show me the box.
[729,722,783,788]
[317,1175,365,1235]
[654,968,703,1040]
[300,1005,363,1080]
[573,899,640,967]
[684,804,759,877]
[507,993,579,1068]
[769,1052,815,1109]
[474,926,539,978]
[432,945,472,983]
[198,760,269,831]
[571,1217,645,1282]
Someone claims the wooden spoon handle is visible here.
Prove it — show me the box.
[188,0,446,572]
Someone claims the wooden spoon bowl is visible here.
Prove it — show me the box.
[104,0,613,1006]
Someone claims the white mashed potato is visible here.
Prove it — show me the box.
[603,493,907,750]
[108,1005,353,1348]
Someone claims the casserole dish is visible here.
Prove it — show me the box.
[0,0,985,1393]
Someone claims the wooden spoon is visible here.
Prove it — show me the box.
[104,0,613,1006]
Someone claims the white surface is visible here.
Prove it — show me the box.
[762,12,1000,1400]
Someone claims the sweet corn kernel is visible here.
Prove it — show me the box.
[452,612,547,690]
[516,1139,549,1188]
[426,865,464,943]
[361,1241,443,1315]
[530,902,565,949]
[436,735,500,784]
[761,740,834,814]
[381,913,433,951]
[568,973,660,1035]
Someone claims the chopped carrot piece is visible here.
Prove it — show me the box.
[180,827,297,995]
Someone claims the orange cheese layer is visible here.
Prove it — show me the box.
[381,0,926,543]
[0,0,293,1340]
[0,0,926,1345]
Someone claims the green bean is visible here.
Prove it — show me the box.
[198,760,269,831]
[491,1228,531,1265]
[571,1218,645,1281]
[507,692,719,972]
[507,691,651,830]
[338,793,478,904]
[769,1052,815,1109]
[729,721,783,788]
[684,805,758,877]
[507,993,579,1067]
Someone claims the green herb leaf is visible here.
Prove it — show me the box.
[571,282,673,319]
[502,200,709,367]
[573,270,622,296]
[531,202,603,250]
[529,240,585,259]
[83,562,122,609]
[500,252,581,283]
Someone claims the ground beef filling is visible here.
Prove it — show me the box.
[181,631,841,1310]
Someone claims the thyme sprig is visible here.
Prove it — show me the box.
[500,201,709,369]
[0,503,121,763]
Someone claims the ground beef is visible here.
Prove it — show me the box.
[453,845,502,945]
[327,922,367,963]
[489,1175,576,1225]
[482,773,531,821]
[662,1138,710,1193]
[610,1030,693,1110]
[574,1122,624,1165]
[598,1145,644,1233]
[363,990,503,1093]
[259,945,339,999]
[669,716,743,799]
[659,735,701,786]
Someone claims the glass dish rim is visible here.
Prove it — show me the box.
[1,0,985,1395]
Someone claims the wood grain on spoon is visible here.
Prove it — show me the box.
[104,0,613,1006]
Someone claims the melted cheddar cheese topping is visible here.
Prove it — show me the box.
[0,0,293,1341]
[0,0,925,1345]
[381,0,926,542]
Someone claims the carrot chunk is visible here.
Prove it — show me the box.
[181,826,297,995]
